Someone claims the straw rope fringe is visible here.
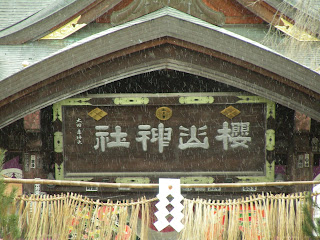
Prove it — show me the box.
[15,192,320,240]
[179,192,316,240]
[16,193,154,240]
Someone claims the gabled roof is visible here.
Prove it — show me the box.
[0,0,121,44]
[0,0,267,45]
[0,0,52,31]
[237,0,320,36]
[1,0,320,45]
[0,7,319,128]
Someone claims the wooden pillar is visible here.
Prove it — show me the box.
[23,110,46,194]
[289,111,313,192]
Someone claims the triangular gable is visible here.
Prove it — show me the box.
[0,7,319,128]
[0,0,264,43]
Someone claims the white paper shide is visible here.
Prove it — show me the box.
[154,178,184,232]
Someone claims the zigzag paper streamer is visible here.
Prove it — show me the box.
[154,178,184,232]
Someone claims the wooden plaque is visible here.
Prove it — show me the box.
[53,93,275,182]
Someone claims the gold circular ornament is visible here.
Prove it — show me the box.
[156,107,172,120]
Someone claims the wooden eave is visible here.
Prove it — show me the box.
[202,0,264,24]
[0,8,319,129]
[236,0,320,36]
[0,0,122,44]
[236,0,284,25]
[0,0,268,44]
[3,0,318,45]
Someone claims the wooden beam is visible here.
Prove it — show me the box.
[4,177,320,189]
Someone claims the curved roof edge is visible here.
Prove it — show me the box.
[237,0,320,35]
[0,0,121,44]
[0,7,319,127]
[0,47,319,129]
[1,7,318,99]
[0,0,53,31]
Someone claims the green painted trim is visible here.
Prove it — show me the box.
[179,96,214,104]
[52,103,62,122]
[236,95,275,182]
[53,98,91,181]
[236,96,268,104]
[207,187,222,192]
[266,129,275,151]
[53,95,276,183]
[115,177,150,184]
[237,96,275,119]
[53,98,91,122]
[180,177,214,184]
[267,101,276,119]
[61,98,92,105]
[181,177,215,192]
[54,132,63,153]
[55,163,92,181]
[238,158,275,182]
[55,163,63,180]
[114,97,149,105]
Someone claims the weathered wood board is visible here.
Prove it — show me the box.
[53,93,274,181]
